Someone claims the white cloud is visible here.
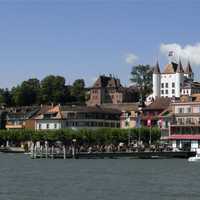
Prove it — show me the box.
[160,43,200,66]
[125,53,138,65]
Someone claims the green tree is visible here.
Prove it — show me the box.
[0,88,12,106]
[11,78,40,106]
[40,75,69,104]
[130,65,152,104]
[70,79,86,103]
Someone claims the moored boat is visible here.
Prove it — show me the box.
[0,147,25,153]
[188,149,200,162]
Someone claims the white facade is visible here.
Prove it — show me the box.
[159,73,181,98]
[36,120,62,130]
[153,73,160,98]
[153,62,193,99]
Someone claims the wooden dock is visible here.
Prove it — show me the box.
[30,147,196,159]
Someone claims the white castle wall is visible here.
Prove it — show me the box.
[153,73,160,98]
[154,73,185,98]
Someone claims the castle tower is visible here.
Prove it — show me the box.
[153,61,161,99]
[185,61,193,80]
[175,60,184,97]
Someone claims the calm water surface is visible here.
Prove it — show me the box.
[0,154,200,200]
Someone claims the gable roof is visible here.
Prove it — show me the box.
[92,75,122,88]
[143,97,171,111]
[163,62,178,74]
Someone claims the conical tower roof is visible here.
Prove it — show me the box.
[153,61,161,74]
[185,61,193,74]
[176,60,184,73]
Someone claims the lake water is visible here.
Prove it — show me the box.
[0,154,200,200]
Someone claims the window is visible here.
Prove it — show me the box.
[54,124,57,129]
[178,108,184,113]
[161,83,164,88]
[187,107,191,113]
[39,124,41,130]
[165,90,168,94]
[165,83,168,88]
[186,118,192,124]
[46,124,49,129]
[161,90,164,94]
[172,89,175,94]
[178,118,184,125]
[172,82,175,87]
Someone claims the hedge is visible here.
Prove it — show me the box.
[0,127,161,145]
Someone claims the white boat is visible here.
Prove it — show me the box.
[188,149,200,162]
[0,146,25,153]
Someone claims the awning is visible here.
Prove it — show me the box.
[164,134,200,140]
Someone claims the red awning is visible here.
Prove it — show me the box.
[165,134,200,140]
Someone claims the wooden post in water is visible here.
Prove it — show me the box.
[34,144,37,159]
[72,139,76,159]
[45,141,48,159]
[51,146,54,159]
[63,145,66,160]
[40,146,43,158]
[31,142,34,159]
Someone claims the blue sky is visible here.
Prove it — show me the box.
[0,0,200,88]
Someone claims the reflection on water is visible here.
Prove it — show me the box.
[0,154,199,200]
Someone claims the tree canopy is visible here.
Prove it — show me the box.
[0,75,87,107]
[130,65,152,104]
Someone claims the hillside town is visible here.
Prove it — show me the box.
[1,60,200,152]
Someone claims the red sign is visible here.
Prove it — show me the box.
[147,119,151,127]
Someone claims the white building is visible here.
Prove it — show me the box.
[152,61,199,99]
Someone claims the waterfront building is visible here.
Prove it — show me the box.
[142,97,171,127]
[152,61,200,99]
[160,95,200,151]
[87,75,139,106]
[5,106,51,130]
[100,103,139,128]
[35,105,121,130]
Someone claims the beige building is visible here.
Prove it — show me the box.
[160,95,200,151]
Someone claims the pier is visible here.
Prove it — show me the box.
[30,145,195,159]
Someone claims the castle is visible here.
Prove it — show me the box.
[153,61,200,98]
[87,75,139,106]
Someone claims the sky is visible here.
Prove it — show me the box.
[0,0,200,88]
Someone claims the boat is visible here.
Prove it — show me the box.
[188,149,200,162]
[0,147,25,153]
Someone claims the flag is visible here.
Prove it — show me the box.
[168,51,174,57]
[136,115,141,128]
